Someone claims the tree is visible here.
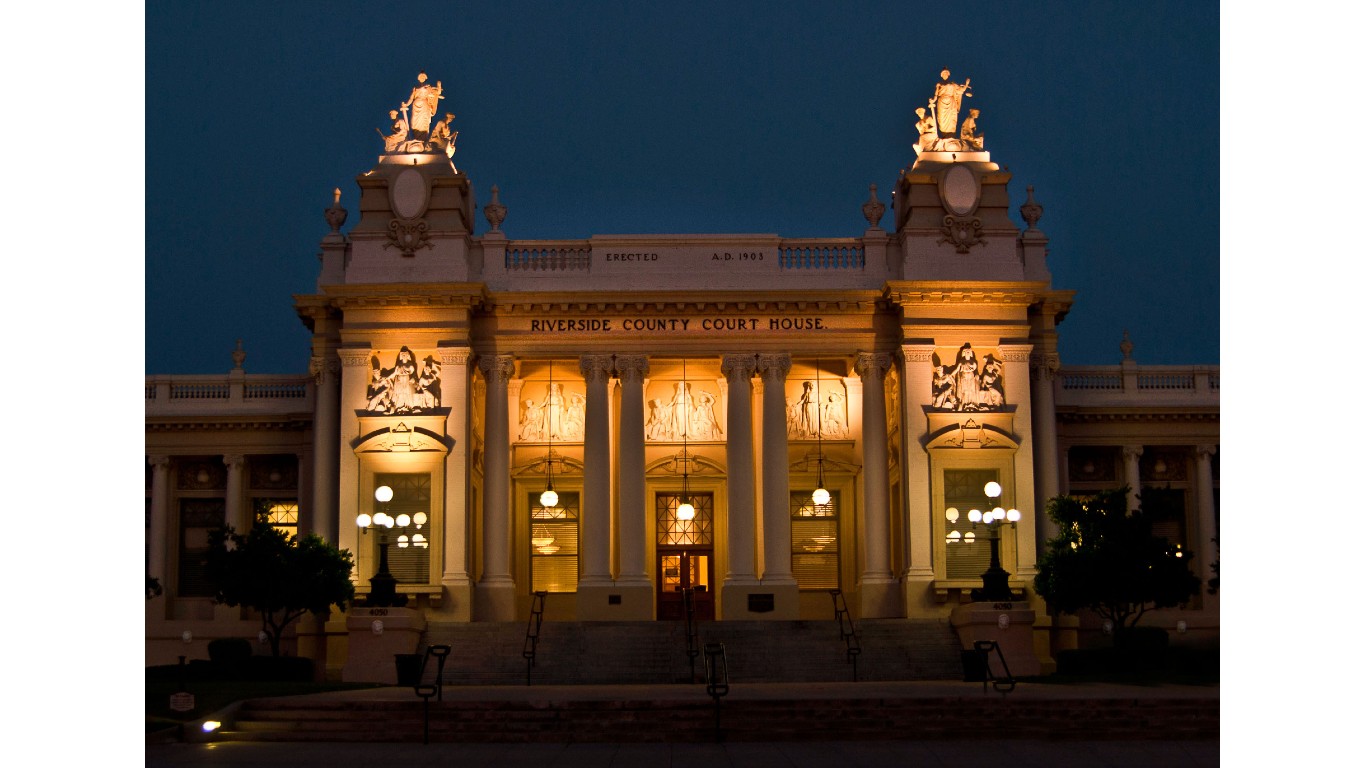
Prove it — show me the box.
[206,521,354,657]
[1034,487,1200,644]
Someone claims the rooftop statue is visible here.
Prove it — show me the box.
[377,73,455,156]
[914,69,987,156]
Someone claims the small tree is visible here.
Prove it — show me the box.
[206,521,354,657]
[1034,487,1200,644]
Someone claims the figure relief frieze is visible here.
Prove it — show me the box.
[645,377,724,442]
[517,379,587,443]
[930,343,1007,413]
[785,378,849,440]
[364,346,443,415]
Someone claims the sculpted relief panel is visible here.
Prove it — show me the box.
[786,379,849,440]
[518,382,587,443]
[646,380,723,442]
[930,343,1006,413]
[364,346,442,415]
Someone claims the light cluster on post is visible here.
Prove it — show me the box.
[945,480,1021,602]
[355,484,409,606]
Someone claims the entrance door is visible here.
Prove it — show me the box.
[657,549,714,620]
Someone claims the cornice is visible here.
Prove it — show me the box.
[883,280,1054,308]
[481,289,887,316]
[1054,407,1220,424]
[146,416,314,433]
[300,283,488,311]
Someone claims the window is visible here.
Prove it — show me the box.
[177,498,224,597]
[656,492,713,546]
[943,469,998,580]
[531,491,579,593]
[374,473,431,583]
[791,491,839,590]
[1141,486,1188,552]
[253,498,298,535]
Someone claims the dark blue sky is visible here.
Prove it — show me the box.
[145,0,1218,374]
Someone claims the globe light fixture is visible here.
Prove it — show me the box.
[811,359,830,507]
[944,480,1022,602]
[540,359,559,513]
[676,358,696,522]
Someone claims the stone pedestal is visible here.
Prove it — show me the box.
[950,601,1042,677]
[577,582,653,620]
[341,606,427,683]
[720,582,798,620]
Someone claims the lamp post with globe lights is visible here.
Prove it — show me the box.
[356,484,410,607]
[944,481,1021,602]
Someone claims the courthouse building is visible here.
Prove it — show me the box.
[145,72,1219,672]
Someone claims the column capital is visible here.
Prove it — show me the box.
[1030,352,1061,381]
[756,353,791,381]
[855,351,892,380]
[613,354,649,383]
[1122,445,1144,461]
[1196,444,1219,459]
[222,454,245,468]
[478,354,516,384]
[438,348,471,366]
[309,355,341,383]
[900,344,936,363]
[578,353,616,383]
[148,455,170,469]
[340,349,372,367]
[721,354,757,381]
[997,343,1033,363]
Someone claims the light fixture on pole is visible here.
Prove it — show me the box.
[944,480,1021,602]
[677,359,696,521]
[811,359,830,507]
[539,360,558,511]
[356,484,407,607]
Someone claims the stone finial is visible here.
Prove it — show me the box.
[232,339,246,370]
[484,185,507,233]
[324,187,348,233]
[862,184,885,229]
[1120,330,1134,361]
[1020,185,1043,232]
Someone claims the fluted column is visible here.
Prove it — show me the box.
[856,352,894,584]
[615,355,650,585]
[580,354,616,586]
[999,344,1037,576]
[223,454,246,530]
[1195,445,1219,610]
[477,355,516,619]
[721,354,758,585]
[1123,445,1144,512]
[147,455,170,590]
[899,345,936,583]
[309,354,341,543]
[1030,352,1062,544]
[757,354,794,585]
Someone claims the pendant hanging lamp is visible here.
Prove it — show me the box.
[677,358,696,521]
[812,358,830,506]
[539,359,558,510]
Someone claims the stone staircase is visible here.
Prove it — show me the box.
[420,618,962,686]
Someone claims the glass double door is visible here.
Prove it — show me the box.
[657,549,713,620]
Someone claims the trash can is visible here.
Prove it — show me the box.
[395,653,423,686]
[960,649,988,682]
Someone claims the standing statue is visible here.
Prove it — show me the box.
[402,72,444,139]
[541,383,567,440]
[797,381,820,438]
[932,69,972,136]
[668,382,694,440]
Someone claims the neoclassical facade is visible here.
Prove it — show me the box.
[146,72,1218,669]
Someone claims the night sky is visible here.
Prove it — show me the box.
[144,0,1218,375]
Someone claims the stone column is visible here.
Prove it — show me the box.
[721,355,758,595]
[999,344,1037,577]
[1195,444,1219,611]
[223,454,247,530]
[476,354,516,620]
[755,354,798,619]
[1030,352,1062,544]
[148,455,171,594]
[856,352,897,617]
[1123,445,1144,512]
[309,355,341,544]
[899,345,936,592]
[438,348,473,619]
[615,355,650,586]
[579,355,615,591]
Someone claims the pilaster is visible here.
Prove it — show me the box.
[855,351,898,618]
[475,354,516,620]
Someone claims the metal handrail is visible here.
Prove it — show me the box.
[523,591,547,686]
[829,589,861,681]
[970,639,1016,694]
[683,586,700,683]
[704,642,729,743]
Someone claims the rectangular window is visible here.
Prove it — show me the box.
[177,498,225,597]
[656,492,714,547]
[943,469,999,580]
[375,473,431,583]
[531,491,580,593]
[791,491,839,590]
[1142,486,1188,551]
[253,498,299,535]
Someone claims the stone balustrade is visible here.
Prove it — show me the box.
[1056,365,1219,406]
[145,374,314,415]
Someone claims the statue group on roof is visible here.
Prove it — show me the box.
[378,72,458,157]
[914,69,984,156]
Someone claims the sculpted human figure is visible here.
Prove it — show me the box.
[914,107,938,156]
[564,391,586,439]
[380,109,408,153]
[978,354,1005,408]
[386,347,420,413]
[366,356,391,411]
[416,356,442,409]
[933,69,971,136]
[541,383,566,440]
[402,72,444,138]
[798,381,820,438]
[520,399,544,441]
[646,398,668,440]
[951,343,980,412]
[429,112,458,157]
[669,382,693,440]
[959,108,983,150]
[822,390,847,437]
[692,390,722,440]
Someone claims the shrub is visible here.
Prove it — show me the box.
[207,637,252,665]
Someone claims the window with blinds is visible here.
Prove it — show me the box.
[943,469,998,580]
[531,491,580,593]
[374,473,431,583]
[791,491,839,590]
[177,498,224,597]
